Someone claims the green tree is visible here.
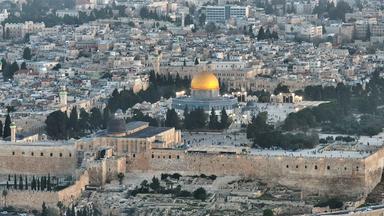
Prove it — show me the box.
[2,190,7,207]
[45,111,68,140]
[165,109,181,129]
[3,114,11,139]
[42,202,48,216]
[0,120,3,138]
[68,107,79,137]
[263,209,274,216]
[208,108,219,130]
[149,176,161,192]
[193,187,207,201]
[23,47,32,60]
[257,26,265,41]
[219,108,230,129]
[20,62,27,69]
[78,108,90,135]
[90,107,103,131]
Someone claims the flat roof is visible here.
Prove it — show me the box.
[126,126,171,138]
[126,121,149,131]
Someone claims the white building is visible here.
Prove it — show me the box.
[205,5,249,23]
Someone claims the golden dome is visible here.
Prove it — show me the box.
[191,72,220,90]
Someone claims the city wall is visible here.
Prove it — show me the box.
[126,148,384,198]
[0,145,76,176]
[0,172,89,209]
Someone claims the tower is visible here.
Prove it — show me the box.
[10,122,16,142]
[181,12,185,27]
[59,86,68,106]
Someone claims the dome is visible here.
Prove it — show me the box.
[107,110,126,135]
[191,72,220,91]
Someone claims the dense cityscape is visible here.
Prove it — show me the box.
[0,0,383,215]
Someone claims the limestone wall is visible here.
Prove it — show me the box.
[0,172,89,210]
[0,145,76,176]
[125,149,383,198]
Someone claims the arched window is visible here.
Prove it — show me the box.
[327,166,330,170]
[59,153,63,157]
[286,165,289,168]
[41,152,44,156]
[315,165,318,170]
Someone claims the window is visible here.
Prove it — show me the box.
[133,154,135,158]
[31,152,34,156]
[169,155,171,159]
[69,153,72,157]
[305,165,307,169]
[296,165,298,169]
[50,153,53,157]
[177,155,180,159]
[41,152,44,156]
[59,153,62,157]
[286,165,289,168]
[344,167,347,170]
[315,165,318,170]
[12,152,15,155]
[152,154,154,158]
[22,152,25,155]
[327,166,330,170]
[356,166,359,171]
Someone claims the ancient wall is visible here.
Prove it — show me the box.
[125,149,381,198]
[0,172,89,209]
[0,145,76,176]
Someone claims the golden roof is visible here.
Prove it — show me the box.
[191,72,219,91]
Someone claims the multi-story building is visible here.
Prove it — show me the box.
[205,5,249,23]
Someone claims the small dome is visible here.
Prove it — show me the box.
[107,110,126,135]
[191,72,220,91]
[246,101,256,107]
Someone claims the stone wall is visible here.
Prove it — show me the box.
[0,145,76,176]
[0,171,89,210]
[125,148,384,198]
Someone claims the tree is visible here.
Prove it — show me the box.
[57,201,64,216]
[0,120,3,138]
[165,109,181,129]
[3,114,11,139]
[219,108,230,129]
[205,22,217,34]
[90,107,103,131]
[117,172,124,185]
[23,47,32,60]
[45,111,68,140]
[78,108,90,135]
[263,209,274,216]
[257,26,265,41]
[208,108,219,130]
[193,187,207,201]
[42,202,48,216]
[68,107,79,137]
[194,57,199,65]
[274,83,290,95]
[102,108,111,129]
[20,62,27,70]
[149,176,160,192]
[19,175,23,190]
[2,190,7,207]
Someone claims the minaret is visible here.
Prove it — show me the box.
[181,12,185,27]
[59,86,68,106]
[10,122,16,143]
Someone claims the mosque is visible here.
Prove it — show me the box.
[172,72,238,113]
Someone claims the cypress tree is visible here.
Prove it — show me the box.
[19,175,23,190]
[220,108,230,129]
[13,174,17,189]
[3,114,11,139]
[0,120,3,138]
